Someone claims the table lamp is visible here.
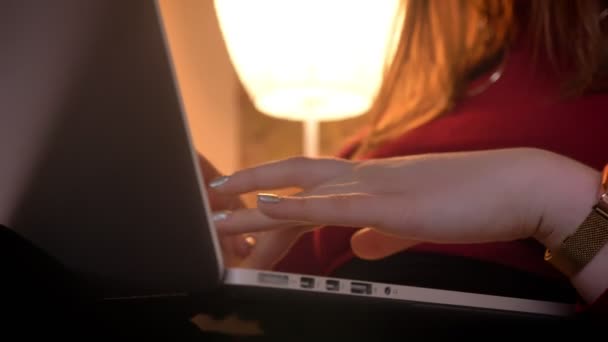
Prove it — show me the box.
[214,0,402,156]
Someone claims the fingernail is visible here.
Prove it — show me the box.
[209,176,229,188]
[257,193,281,203]
[211,210,230,222]
[244,235,256,248]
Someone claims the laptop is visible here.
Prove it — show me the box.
[3,0,577,330]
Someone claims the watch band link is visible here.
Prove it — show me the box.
[545,204,608,277]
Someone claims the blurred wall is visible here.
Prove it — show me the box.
[158,0,240,175]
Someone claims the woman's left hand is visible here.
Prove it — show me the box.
[210,148,600,261]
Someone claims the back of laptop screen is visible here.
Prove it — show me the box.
[5,0,223,298]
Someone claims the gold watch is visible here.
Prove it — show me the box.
[544,163,608,277]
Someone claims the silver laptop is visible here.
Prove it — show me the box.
[3,0,575,324]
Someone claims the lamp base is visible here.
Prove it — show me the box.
[303,119,319,157]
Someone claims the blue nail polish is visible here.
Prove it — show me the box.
[209,176,229,188]
[212,211,230,221]
[257,193,281,203]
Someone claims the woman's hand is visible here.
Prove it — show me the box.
[209,158,358,269]
[199,153,309,269]
[208,147,601,270]
[197,154,252,267]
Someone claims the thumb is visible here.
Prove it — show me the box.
[350,228,419,260]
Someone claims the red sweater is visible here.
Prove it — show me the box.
[273,28,608,315]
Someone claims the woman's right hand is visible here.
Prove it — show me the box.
[197,154,250,267]
[207,157,369,270]
[200,154,309,270]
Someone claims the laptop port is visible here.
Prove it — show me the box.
[326,279,340,291]
[258,273,289,286]
[351,282,372,295]
[300,277,315,289]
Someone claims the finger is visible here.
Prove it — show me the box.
[213,181,369,235]
[221,233,256,267]
[350,228,419,260]
[231,234,257,258]
[208,157,352,194]
[239,227,304,270]
[256,193,387,229]
[212,208,311,235]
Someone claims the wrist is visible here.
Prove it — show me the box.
[571,240,608,303]
[531,152,601,252]
[531,153,608,303]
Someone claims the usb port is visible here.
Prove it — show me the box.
[300,277,315,289]
[258,273,289,286]
[326,279,340,291]
[351,282,372,295]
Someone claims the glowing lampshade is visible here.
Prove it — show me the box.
[213,0,402,155]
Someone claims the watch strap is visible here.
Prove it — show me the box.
[544,163,608,278]
[544,207,608,277]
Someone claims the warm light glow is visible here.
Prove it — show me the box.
[214,0,403,122]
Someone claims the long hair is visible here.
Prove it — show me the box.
[357,0,608,154]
